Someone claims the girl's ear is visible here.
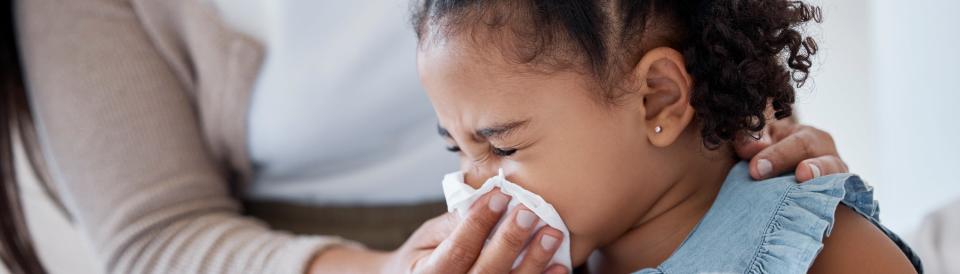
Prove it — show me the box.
[631,47,695,147]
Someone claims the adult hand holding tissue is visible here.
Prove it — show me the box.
[381,169,569,274]
[442,169,573,271]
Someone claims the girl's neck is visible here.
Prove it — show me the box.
[588,143,737,273]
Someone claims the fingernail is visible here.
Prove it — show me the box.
[808,163,821,178]
[541,234,559,251]
[546,266,569,274]
[489,193,508,213]
[516,210,537,229]
[757,159,772,178]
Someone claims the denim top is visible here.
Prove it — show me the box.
[634,162,923,274]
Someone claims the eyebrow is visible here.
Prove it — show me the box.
[437,119,530,141]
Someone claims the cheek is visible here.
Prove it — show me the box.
[520,155,645,232]
[503,123,653,257]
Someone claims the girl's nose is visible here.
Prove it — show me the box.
[462,163,500,188]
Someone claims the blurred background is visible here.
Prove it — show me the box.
[796,0,960,236]
[6,0,959,273]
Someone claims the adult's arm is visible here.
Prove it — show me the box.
[16,0,351,273]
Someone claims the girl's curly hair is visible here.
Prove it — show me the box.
[413,0,821,148]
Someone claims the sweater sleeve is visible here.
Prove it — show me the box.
[15,0,352,273]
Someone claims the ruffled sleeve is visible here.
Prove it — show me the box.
[633,162,919,274]
[747,174,875,274]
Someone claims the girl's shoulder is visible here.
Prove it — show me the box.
[636,162,922,274]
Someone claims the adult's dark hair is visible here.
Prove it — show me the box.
[2,0,66,273]
[413,0,821,147]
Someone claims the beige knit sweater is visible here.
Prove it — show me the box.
[15,0,352,273]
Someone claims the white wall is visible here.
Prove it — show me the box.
[872,0,960,234]
[797,0,960,235]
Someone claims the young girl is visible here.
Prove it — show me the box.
[412,0,922,273]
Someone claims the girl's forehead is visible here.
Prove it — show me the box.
[419,42,541,95]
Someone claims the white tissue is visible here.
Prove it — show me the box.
[441,169,572,270]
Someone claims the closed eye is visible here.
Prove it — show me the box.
[491,147,517,157]
[446,146,461,153]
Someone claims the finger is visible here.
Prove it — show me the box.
[766,117,800,142]
[471,206,540,274]
[402,213,460,273]
[422,189,511,273]
[405,212,460,250]
[734,128,772,160]
[734,116,798,160]
[543,264,570,274]
[795,155,849,182]
[749,126,838,180]
[512,227,564,274]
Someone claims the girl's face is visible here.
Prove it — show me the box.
[417,41,673,265]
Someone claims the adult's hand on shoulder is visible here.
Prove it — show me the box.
[734,118,849,182]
